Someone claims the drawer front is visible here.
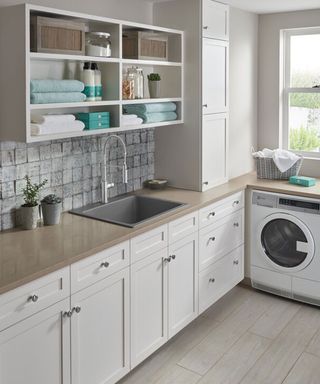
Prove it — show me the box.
[168,211,198,244]
[199,209,244,271]
[131,224,168,263]
[71,241,129,293]
[0,267,70,331]
[199,245,244,314]
[199,191,244,229]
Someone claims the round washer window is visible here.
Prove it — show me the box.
[261,218,308,268]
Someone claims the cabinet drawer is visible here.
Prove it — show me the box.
[0,267,70,331]
[199,191,244,229]
[199,245,244,314]
[168,211,198,244]
[199,209,243,271]
[71,241,129,293]
[131,224,168,263]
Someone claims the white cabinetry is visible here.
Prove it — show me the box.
[154,0,230,192]
[71,268,130,384]
[202,0,229,40]
[0,298,70,384]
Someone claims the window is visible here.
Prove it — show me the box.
[282,28,320,156]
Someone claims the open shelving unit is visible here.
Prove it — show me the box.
[0,4,184,143]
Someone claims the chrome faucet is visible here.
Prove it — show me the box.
[102,135,128,203]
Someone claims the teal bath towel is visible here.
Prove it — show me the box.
[30,80,85,93]
[140,112,178,123]
[124,102,177,114]
[30,92,87,104]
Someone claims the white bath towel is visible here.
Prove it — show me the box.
[31,120,85,136]
[122,114,139,121]
[31,113,76,124]
[121,117,143,126]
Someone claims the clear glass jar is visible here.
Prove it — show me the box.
[136,68,144,99]
[85,32,112,57]
[122,71,135,100]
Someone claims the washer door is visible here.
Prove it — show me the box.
[257,213,315,273]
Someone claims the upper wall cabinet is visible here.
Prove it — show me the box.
[202,0,229,41]
[0,4,183,143]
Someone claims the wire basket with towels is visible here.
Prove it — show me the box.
[252,148,303,180]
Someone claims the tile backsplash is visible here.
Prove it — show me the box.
[0,129,155,231]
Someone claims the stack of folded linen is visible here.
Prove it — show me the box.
[30,114,85,136]
[121,114,143,126]
[123,102,177,124]
[30,80,86,104]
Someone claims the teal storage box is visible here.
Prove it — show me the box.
[76,112,110,130]
[289,176,316,187]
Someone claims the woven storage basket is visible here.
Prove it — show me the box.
[255,157,303,180]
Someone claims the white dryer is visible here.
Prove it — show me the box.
[250,189,320,306]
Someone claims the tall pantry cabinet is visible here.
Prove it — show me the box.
[154,0,229,191]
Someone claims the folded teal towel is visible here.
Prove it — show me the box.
[124,102,177,114]
[140,112,177,124]
[30,92,86,104]
[30,80,84,93]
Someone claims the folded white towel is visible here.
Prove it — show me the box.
[122,114,139,121]
[31,120,85,136]
[31,114,76,124]
[272,149,300,173]
[121,117,143,126]
[252,148,300,173]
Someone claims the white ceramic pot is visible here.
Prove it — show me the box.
[21,205,39,230]
[148,80,161,98]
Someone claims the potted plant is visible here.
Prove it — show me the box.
[148,73,161,98]
[41,194,62,226]
[21,176,47,230]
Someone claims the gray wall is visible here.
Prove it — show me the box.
[258,9,320,177]
[229,7,258,179]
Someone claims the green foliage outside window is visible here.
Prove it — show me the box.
[289,126,320,152]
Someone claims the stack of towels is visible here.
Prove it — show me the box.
[30,80,86,104]
[31,114,85,136]
[123,102,177,124]
[121,114,143,126]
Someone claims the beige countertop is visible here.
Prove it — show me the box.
[1,172,320,295]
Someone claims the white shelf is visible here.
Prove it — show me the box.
[30,100,120,110]
[122,59,182,67]
[28,120,184,142]
[29,52,120,63]
[122,98,182,105]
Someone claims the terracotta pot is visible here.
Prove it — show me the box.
[21,205,39,230]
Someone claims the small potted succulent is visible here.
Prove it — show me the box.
[21,176,47,230]
[148,73,161,98]
[41,194,62,226]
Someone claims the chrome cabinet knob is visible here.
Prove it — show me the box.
[28,294,39,303]
[209,278,215,283]
[209,236,216,242]
[74,306,81,314]
[170,255,176,260]
[233,222,239,227]
[100,261,110,268]
[164,257,172,263]
[233,260,239,265]
[233,200,240,206]
[63,310,73,318]
[203,104,208,108]
[208,212,216,218]
[203,181,209,185]
[203,26,209,30]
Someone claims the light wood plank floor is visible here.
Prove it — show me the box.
[119,285,320,384]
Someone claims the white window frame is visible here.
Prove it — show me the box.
[281,27,320,158]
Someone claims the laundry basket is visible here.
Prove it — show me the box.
[255,157,303,180]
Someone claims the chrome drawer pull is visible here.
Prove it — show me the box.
[100,261,110,268]
[209,278,215,283]
[28,294,39,303]
[203,26,209,30]
[203,104,208,108]
[233,200,240,207]
[233,260,239,265]
[209,236,216,242]
[233,222,239,227]
[208,212,216,218]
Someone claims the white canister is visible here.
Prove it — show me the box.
[86,32,112,57]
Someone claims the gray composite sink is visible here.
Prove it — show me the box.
[70,195,186,228]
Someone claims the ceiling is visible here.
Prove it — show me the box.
[148,0,320,14]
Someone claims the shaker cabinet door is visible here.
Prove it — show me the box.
[202,38,228,115]
[202,113,228,190]
[202,0,229,40]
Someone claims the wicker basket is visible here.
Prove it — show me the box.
[255,157,303,180]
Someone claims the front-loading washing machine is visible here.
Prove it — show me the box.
[250,189,320,305]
